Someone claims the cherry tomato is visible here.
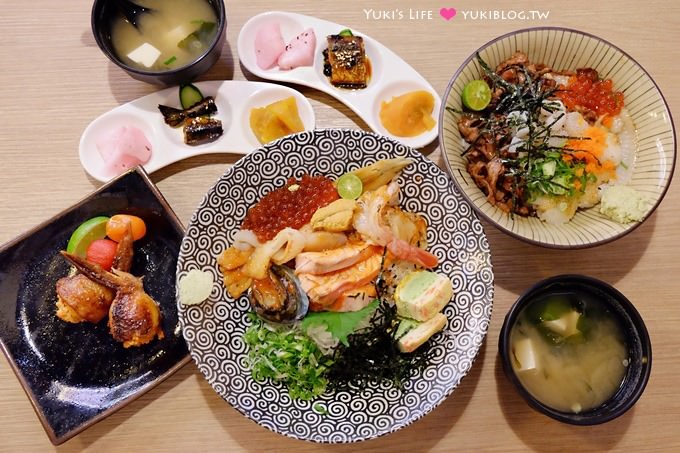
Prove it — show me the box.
[86,239,118,270]
[106,214,146,242]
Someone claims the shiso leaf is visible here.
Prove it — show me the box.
[301,300,379,346]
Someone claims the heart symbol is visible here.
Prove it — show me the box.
[440,7,457,20]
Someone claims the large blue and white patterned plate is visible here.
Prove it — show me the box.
[176,129,494,442]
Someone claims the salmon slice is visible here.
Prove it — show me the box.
[295,242,382,275]
[324,284,377,312]
[299,253,382,308]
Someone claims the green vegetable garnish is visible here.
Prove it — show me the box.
[243,314,333,400]
[163,55,177,65]
[179,83,204,109]
[526,295,574,323]
[338,28,353,37]
[178,21,217,50]
[302,300,378,346]
[313,403,328,415]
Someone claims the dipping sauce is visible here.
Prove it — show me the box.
[509,291,628,413]
[111,0,218,71]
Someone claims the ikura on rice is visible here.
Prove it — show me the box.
[452,52,639,224]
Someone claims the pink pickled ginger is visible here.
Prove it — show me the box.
[254,21,285,70]
[277,28,316,70]
[96,126,152,175]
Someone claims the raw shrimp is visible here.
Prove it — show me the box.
[353,181,438,269]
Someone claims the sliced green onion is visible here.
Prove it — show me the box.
[313,403,328,415]
[243,314,333,400]
[163,55,177,65]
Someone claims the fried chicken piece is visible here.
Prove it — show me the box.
[55,223,134,324]
[107,271,165,348]
[60,251,164,348]
[56,274,115,323]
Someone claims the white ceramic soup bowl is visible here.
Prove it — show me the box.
[439,27,675,248]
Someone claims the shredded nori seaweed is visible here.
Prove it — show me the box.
[326,299,434,391]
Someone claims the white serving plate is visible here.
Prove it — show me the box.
[79,80,315,182]
[237,11,440,149]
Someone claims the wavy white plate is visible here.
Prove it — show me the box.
[79,80,315,182]
[237,11,440,149]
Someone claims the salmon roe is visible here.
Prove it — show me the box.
[241,174,339,242]
[557,69,624,117]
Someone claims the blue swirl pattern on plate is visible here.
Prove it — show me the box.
[176,129,494,442]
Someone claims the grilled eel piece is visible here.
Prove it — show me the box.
[61,251,164,348]
[183,116,223,145]
[158,96,218,127]
[325,34,369,88]
[55,224,135,323]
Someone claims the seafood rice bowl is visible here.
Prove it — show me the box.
[440,27,675,248]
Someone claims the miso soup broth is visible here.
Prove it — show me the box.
[111,0,218,71]
[509,292,628,414]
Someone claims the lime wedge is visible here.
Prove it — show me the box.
[336,173,363,200]
[66,216,110,257]
[462,79,492,111]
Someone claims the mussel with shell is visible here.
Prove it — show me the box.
[248,265,309,323]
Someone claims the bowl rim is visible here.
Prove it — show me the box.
[90,0,227,78]
[498,273,653,425]
[438,26,677,249]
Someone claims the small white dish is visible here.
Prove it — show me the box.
[79,80,315,182]
[237,11,440,149]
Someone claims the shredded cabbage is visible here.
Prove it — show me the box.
[304,323,340,355]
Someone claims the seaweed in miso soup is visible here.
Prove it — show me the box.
[111,0,218,72]
[510,291,628,413]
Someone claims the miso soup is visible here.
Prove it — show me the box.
[111,0,218,71]
[509,292,628,413]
